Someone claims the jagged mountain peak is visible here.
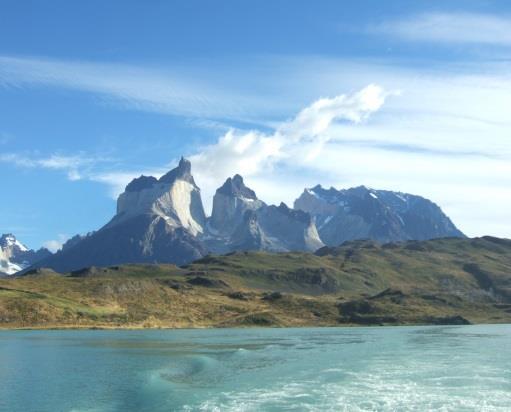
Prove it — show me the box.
[209,175,264,236]
[114,156,206,237]
[159,156,195,185]
[216,174,257,200]
[123,157,195,194]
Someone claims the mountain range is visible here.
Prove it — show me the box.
[4,157,464,275]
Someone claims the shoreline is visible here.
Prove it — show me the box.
[3,319,510,332]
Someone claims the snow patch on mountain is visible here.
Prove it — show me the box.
[0,234,52,275]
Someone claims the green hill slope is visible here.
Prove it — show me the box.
[1,236,510,329]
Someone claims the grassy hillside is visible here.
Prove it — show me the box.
[1,236,510,329]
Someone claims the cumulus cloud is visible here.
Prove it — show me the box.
[374,12,511,46]
[190,84,389,205]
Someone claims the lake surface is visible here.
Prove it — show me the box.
[1,325,510,411]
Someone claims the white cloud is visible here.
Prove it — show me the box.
[43,234,69,252]
[374,12,511,46]
[190,85,387,204]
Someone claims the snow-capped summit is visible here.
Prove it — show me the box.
[294,185,465,245]
[0,234,52,276]
[0,233,29,253]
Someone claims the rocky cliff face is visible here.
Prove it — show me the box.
[208,174,263,237]
[0,234,51,275]
[294,185,464,245]
[228,204,324,253]
[114,157,206,236]
[207,177,323,253]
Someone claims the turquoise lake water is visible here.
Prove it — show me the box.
[1,325,510,411]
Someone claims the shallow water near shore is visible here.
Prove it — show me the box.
[1,325,510,411]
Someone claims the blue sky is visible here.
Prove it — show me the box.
[1,0,511,250]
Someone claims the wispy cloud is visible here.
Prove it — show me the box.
[374,12,511,46]
[0,55,274,122]
[0,152,111,181]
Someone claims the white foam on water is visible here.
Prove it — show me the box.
[181,362,511,412]
[186,375,511,412]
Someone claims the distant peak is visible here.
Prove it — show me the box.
[178,156,191,173]
[0,233,28,252]
[159,156,195,185]
[232,174,244,183]
[354,185,369,191]
[217,174,257,200]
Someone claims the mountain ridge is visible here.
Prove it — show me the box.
[295,184,464,245]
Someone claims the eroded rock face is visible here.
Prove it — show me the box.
[254,203,324,252]
[207,176,323,253]
[209,175,264,237]
[115,157,206,236]
[295,185,464,246]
